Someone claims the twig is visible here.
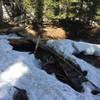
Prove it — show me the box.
[34,35,41,54]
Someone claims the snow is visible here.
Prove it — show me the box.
[0,36,100,100]
[0,34,21,39]
[73,41,100,56]
[47,39,100,83]
[68,56,100,88]
[47,39,100,97]
[47,39,100,56]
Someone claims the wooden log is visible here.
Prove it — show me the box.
[0,25,37,40]
[0,0,3,21]
[8,39,35,52]
[0,26,25,33]
[8,38,85,92]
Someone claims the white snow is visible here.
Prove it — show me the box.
[0,37,100,100]
[2,5,10,19]
[73,41,100,56]
[0,34,21,39]
[47,39,100,56]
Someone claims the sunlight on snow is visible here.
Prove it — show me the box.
[0,61,29,86]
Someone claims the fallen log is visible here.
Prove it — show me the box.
[0,26,25,34]
[8,38,100,93]
[9,39,86,92]
[9,39,35,52]
[30,40,100,94]
[0,25,37,41]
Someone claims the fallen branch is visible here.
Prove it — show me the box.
[9,39,84,92]
[8,38,100,93]
[36,41,100,93]
[0,26,25,33]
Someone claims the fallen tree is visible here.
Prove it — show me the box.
[0,26,25,33]
[8,38,100,94]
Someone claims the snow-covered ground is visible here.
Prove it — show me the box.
[0,35,100,100]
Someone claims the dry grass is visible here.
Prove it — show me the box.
[20,25,69,40]
[42,26,69,40]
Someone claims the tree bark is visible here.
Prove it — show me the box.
[34,0,44,30]
[0,0,3,21]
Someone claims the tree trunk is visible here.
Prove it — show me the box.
[0,0,3,21]
[32,0,44,54]
[34,0,44,31]
[53,0,60,16]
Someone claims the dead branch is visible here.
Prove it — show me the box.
[0,26,25,33]
[8,38,100,93]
